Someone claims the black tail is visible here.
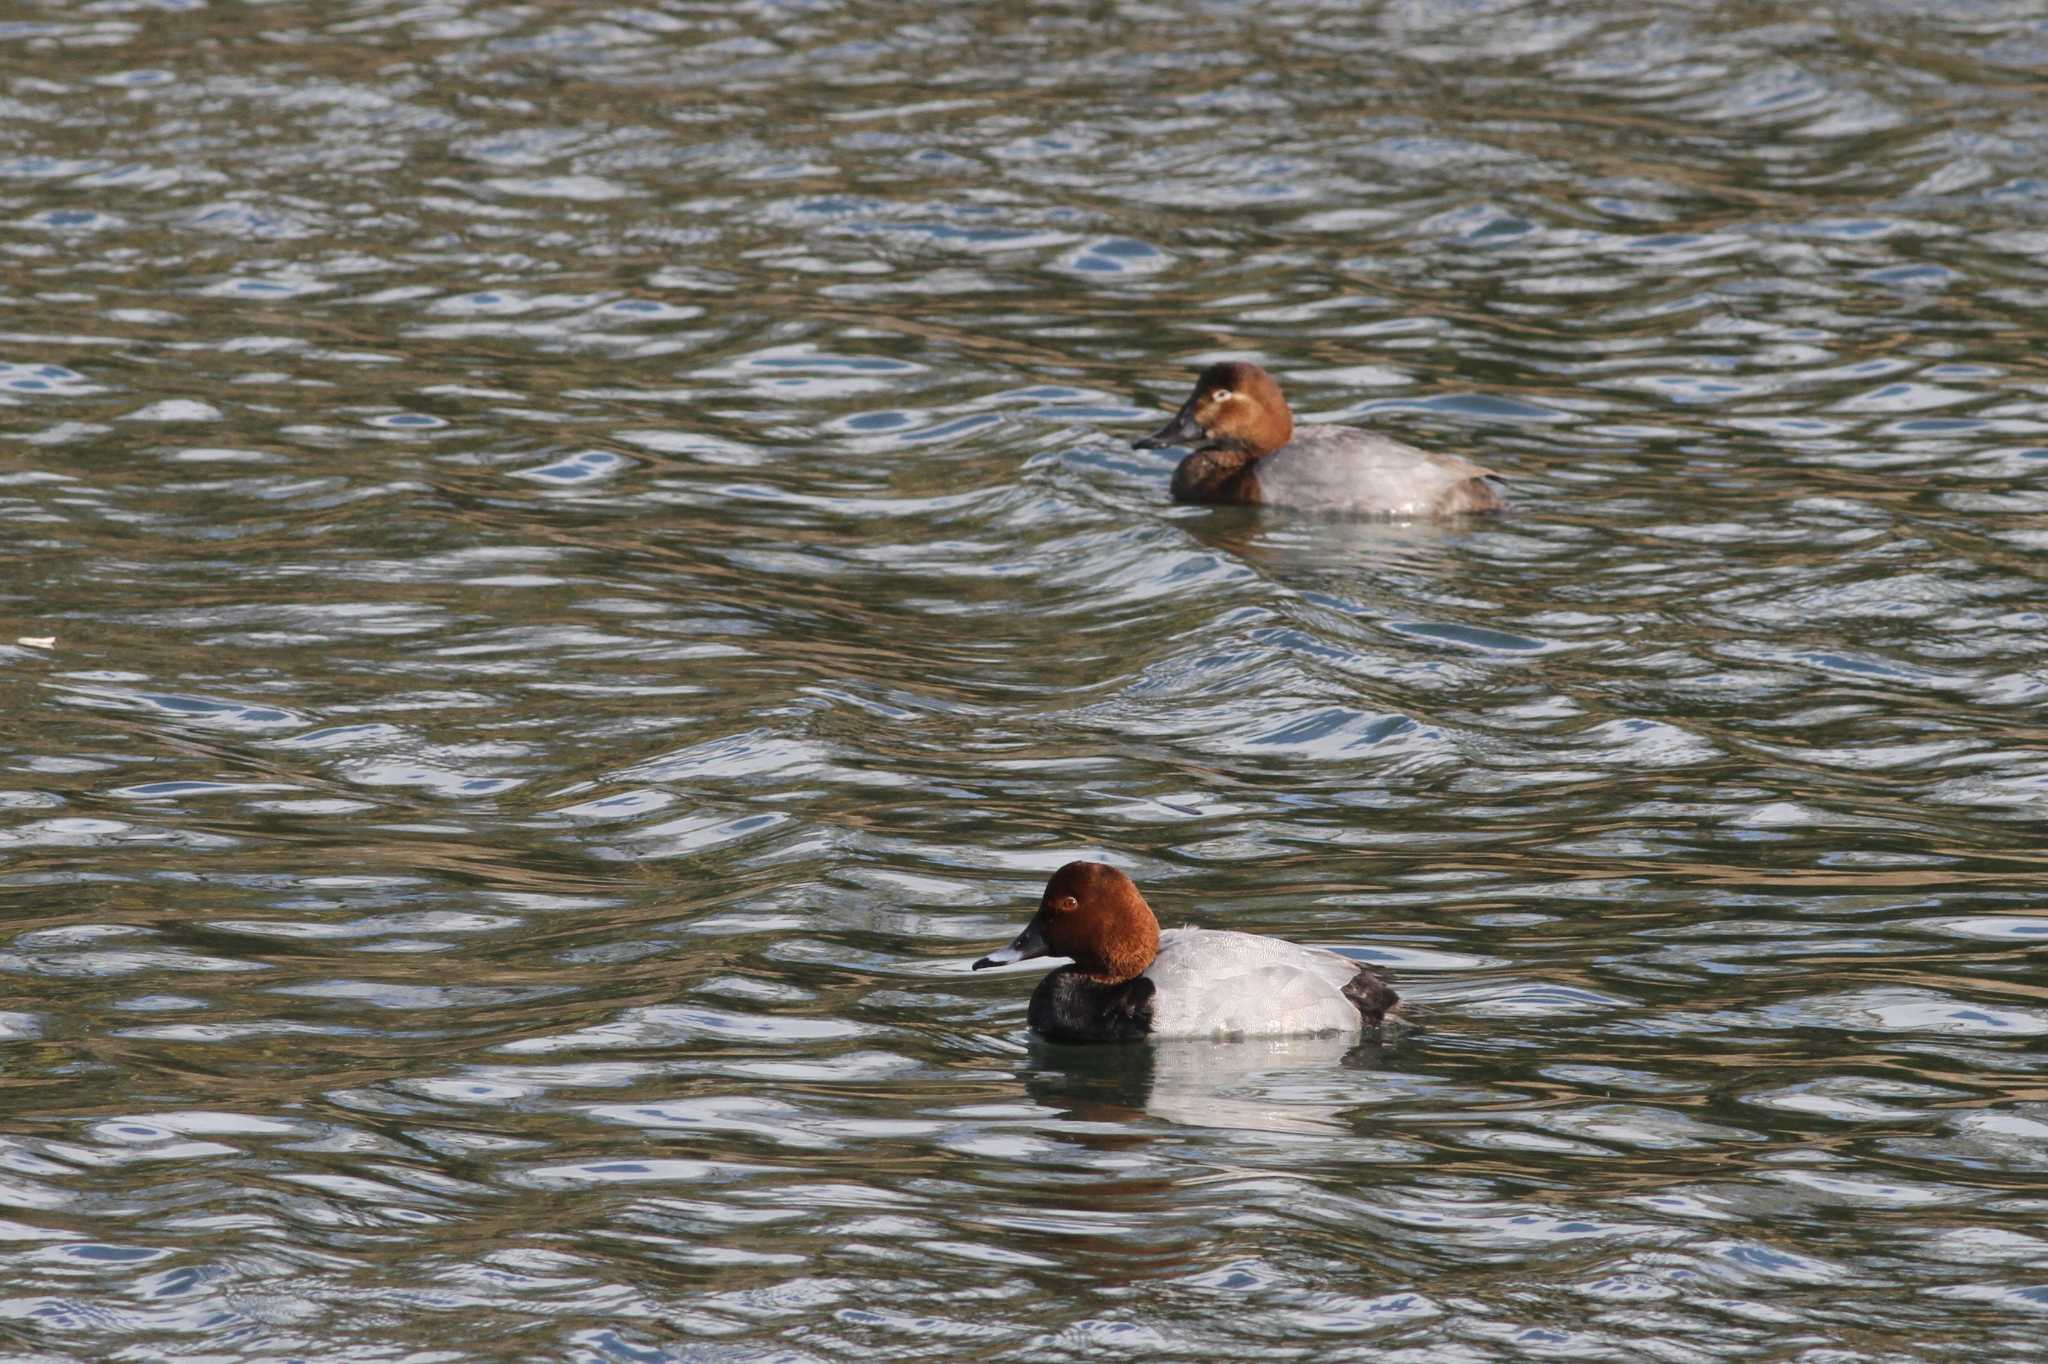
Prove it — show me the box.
[1343,964,1409,1029]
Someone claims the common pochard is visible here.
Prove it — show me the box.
[972,860,1404,1044]
[1135,360,1507,516]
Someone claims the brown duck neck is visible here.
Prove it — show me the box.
[1171,445,1263,504]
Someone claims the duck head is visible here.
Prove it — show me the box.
[972,860,1162,983]
[1133,360,1293,458]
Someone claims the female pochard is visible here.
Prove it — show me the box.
[973,861,1404,1044]
[1135,360,1507,516]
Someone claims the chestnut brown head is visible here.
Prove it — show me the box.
[1134,361,1293,458]
[971,860,1162,983]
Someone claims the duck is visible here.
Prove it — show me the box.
[1134,360,1507,516]
[972,860,1404,1044]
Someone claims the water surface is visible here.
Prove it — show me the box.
[3,2,2048,1360]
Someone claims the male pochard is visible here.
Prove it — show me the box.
[973,861,1403,1044]
[1135,360,1507,516]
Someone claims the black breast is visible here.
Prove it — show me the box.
[1026,968,1157,1045]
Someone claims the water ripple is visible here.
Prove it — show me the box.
[2,1,2046,1360]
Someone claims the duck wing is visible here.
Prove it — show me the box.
[1254,425,1505,516]
[1145,928,1390,1039]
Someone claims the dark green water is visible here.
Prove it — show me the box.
[2,2,2047,1360]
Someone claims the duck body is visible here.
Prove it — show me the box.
[1139,361,1507,517]
[976,861,1403,1046]
[1029,927,1397,1044]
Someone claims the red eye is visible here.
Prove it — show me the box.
[1210,389,1233,403]
[1056,896,1078,914]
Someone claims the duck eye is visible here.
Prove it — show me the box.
[1056,895,1078,914]
[1209,389,1233,403]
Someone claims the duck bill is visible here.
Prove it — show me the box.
[1133,397,1205,450]
[972,911,1052,970]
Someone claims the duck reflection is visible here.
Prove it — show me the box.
[1181,502,1485,582]
[1021,1032,1395,1138]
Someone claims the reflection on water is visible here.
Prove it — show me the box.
[1026,1033,1382,1136]
[3,0,2048,1359]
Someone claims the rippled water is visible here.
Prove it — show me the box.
[4,2,2048,1359]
